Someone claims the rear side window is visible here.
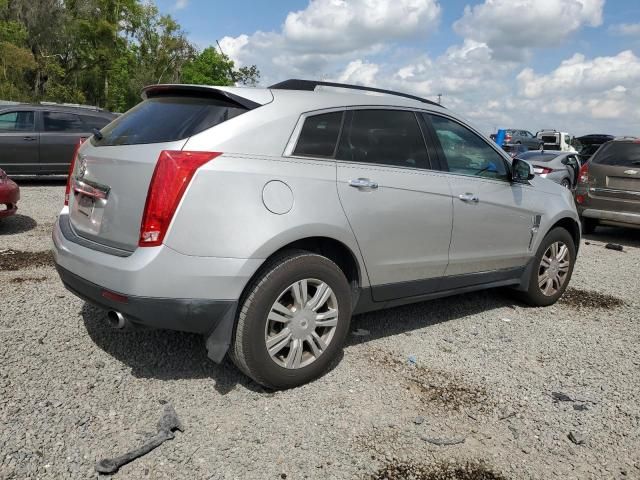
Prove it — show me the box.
[0,111,34,131]
[592,142,640,167]
[43,112,85,132]
[92,96,246,146]
[336,109,429,169]
[293,111,343,157]
[80,115,111,130]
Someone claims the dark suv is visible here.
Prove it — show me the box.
[0,104,116,175]
[575,138,640,233]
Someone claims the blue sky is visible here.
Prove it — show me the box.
[156,0,640,135]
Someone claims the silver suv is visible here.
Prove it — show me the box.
[53,80,580,389]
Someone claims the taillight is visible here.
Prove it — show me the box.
[533,166,554,174]
[139,150,221,247]
[578,163,589,184]
[64,138,86,206]
[505,134,512,142]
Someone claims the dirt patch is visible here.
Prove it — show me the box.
[10,276,48,284]
[0,250,54,271]
[366,348,491,412]
[560,287,625,309]
[371,460,507,480]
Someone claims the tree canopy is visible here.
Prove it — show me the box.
[0,0,260,112]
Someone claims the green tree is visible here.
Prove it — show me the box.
[180,47,234,86]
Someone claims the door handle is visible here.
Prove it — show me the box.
[349,178,378,189]
[458,193,479,203]
[22,136,37,141]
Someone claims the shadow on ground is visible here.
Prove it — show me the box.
[0,214,38,235]
[12,177,67,187]
[583,226,640,249]
[347,288,518,347]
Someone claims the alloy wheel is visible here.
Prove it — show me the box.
[538,241,571,296]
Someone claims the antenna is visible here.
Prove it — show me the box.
[216,40,236,84]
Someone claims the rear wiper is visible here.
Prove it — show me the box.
[92,128,104,140]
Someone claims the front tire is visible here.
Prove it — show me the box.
[230,251,352,389]
[517,227,576,307]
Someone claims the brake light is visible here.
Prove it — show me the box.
[139,150,221,247]
[578,163,589,184]
[533,166,554,174]
[64,137,86,206]
[505,134,512,142]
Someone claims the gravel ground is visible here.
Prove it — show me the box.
[1,181,639,480]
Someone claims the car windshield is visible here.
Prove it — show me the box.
[516,151,560,163]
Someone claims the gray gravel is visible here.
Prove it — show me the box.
[1,181,640,479]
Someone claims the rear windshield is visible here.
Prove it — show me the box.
[592,142,640,167]
[517,151,560,162]
[92,96,246,146]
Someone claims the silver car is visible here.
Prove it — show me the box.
[515,150,581,189]
[53,80,580,389]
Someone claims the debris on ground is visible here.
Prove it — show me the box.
[352,328,370,337]
[95,404,183,474]
[551,391,574,402]
[370,460,507,480]
[407,355,417,367]
[0,249,53,271]
[420,435,466,446]
[413,416,425,425]
[560,287,625,309]
[605,243,623,251]
[568,431,586,445]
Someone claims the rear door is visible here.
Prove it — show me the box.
[335,108,453,301]
[39,111,89,174]
[425,113,536,276]
[68,91,254,252]
[587,141,640,213]
[0,110,39,174]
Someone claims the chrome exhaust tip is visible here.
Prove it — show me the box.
[107,310,127,329]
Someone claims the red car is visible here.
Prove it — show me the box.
[0,168,19,218]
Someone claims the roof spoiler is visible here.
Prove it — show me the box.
[141,84,261,110]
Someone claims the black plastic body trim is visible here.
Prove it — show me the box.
[56,264,237,335]
[269,79,443,108]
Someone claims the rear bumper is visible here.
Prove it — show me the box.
[57,264,236,333]
[0,179,19,218]
[52,211,263,333]
[580,208,640,228]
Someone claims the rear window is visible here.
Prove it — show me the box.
[293,111,343,157]
[592,142,640,167]
[92,96,246,146]
[517,151,560,162]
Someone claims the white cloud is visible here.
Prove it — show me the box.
[337,60,380,85]
[609,23,640,36]
[453,0,605,60]
[174,0,188,10]
[219,0,440,82]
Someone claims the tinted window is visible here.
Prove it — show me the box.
[293,111,343,157]
[0,111,34,131]
[80,115,111,130]
[592,142,640,167]
[517,151,561,163]
[336,110,429,169]
[428,114,508,180]
[93,96,247,146]
[43,112,85,132]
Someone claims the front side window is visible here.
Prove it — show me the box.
[428,114,508,180]
[293,111,343,157]
[43,112,84,132]
[336,109,429,169]
[0,111,34,131]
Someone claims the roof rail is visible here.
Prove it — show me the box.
[39,101,104,112]
[268,79,442,108]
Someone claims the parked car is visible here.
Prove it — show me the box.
[0,104,116,175]
[575,138,640,233]
[490,129,543,150]
[503,143,529,158]
[574,134,614,163]
[52,80,581,389]
[515,150,581,188]
[0,167,19,218]
[536,129,576,152]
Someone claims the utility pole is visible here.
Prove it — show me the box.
[437,93,442,105]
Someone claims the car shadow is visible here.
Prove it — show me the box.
[12,177,67,187]
[0,214,38,235]
[347,288,518,347]
[583,226,640,249]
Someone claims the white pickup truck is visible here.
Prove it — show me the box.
[536,130,577,152]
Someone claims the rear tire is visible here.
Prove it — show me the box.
[516,227,576,307]
[581,217,598,235]
[230,250,352,389]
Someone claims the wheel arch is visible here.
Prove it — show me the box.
[547,216,581,252]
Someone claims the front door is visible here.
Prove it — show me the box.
[0,110,39,175]
[335,109,453,301]
[425,113,536,277]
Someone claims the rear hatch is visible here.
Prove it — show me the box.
[588,140,640,209]
[68,85,265,252]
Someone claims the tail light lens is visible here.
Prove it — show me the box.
[505,134,512,142]
[64,137,86,206]
[139,150,221,247]
[578,162,589,184]
[533,166,554,174]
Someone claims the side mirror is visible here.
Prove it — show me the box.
[512,158,535,183]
